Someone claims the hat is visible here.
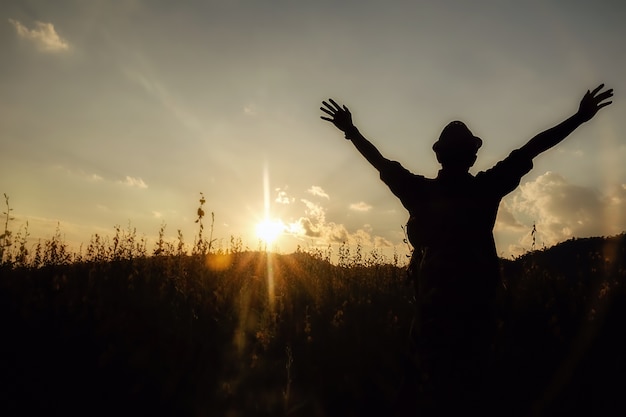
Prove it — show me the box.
[432,121,482,155]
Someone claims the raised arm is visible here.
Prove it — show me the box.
[519,84,613,159]
[320,98,389,171]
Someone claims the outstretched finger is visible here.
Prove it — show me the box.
[596,89,614,101]
[590,84,605,96]
[597,101,612,110]
[328,98,343,111]
[342,105,351,115]
[320,116,333,122]
[321,101,337,112]
[321,100,335,110]
[320,106,334,117]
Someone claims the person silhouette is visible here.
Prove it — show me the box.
[320,84,613,415]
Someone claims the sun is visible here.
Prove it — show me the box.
[256,219,285,245]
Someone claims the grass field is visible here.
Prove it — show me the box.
[1,196,624,416]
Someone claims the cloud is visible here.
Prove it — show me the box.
[119,176,148,189]
[9,19,69,52]
[288,199,391,247]
[349,201,372,212]
[374,236,393,247]
[293,217,322,238]
[52,165,103,182]
[328,223,350,243]
[307,186,329,199]
[275,189,294,204]
[494,200,525,232]
[243,103,257,116]
[301,199,326,223]
[508,172,626,248]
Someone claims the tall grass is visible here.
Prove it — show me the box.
[0,194,624,416]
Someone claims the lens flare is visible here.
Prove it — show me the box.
[256,219,284,245]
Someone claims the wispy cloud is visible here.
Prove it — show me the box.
[301,199,326,223]
[349,201,372,212]
[308,186,329,199]
[275,188,294,204]
[119,176,148,189]
[243,103,257,116]
[52,165,103,182]
[9,19,69,52]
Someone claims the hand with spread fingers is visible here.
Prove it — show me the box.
[577,84,613,122]
[320,99,355,134]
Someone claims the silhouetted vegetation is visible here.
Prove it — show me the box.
[0,196,624,416]
[497,234,626,416]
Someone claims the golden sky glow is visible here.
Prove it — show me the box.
[1,0,625,259]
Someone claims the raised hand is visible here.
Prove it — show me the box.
[577,84,613,122]
[320,99,355,133]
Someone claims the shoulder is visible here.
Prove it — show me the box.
[379,160,425,183]
[477,149,533,178]
[475,149,534,196]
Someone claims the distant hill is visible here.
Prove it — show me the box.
[502,232,626,280]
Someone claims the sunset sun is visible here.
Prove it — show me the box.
[256,219,285,245]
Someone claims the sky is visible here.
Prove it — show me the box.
[1,0,625,261]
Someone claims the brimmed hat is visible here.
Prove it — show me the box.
[432,121,482,155]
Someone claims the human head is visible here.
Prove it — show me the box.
[432,121,482,170]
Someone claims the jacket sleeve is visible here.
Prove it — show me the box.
[379,159,424,210]
[478,149,534,198]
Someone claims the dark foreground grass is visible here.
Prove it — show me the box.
[0,226,625,416]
